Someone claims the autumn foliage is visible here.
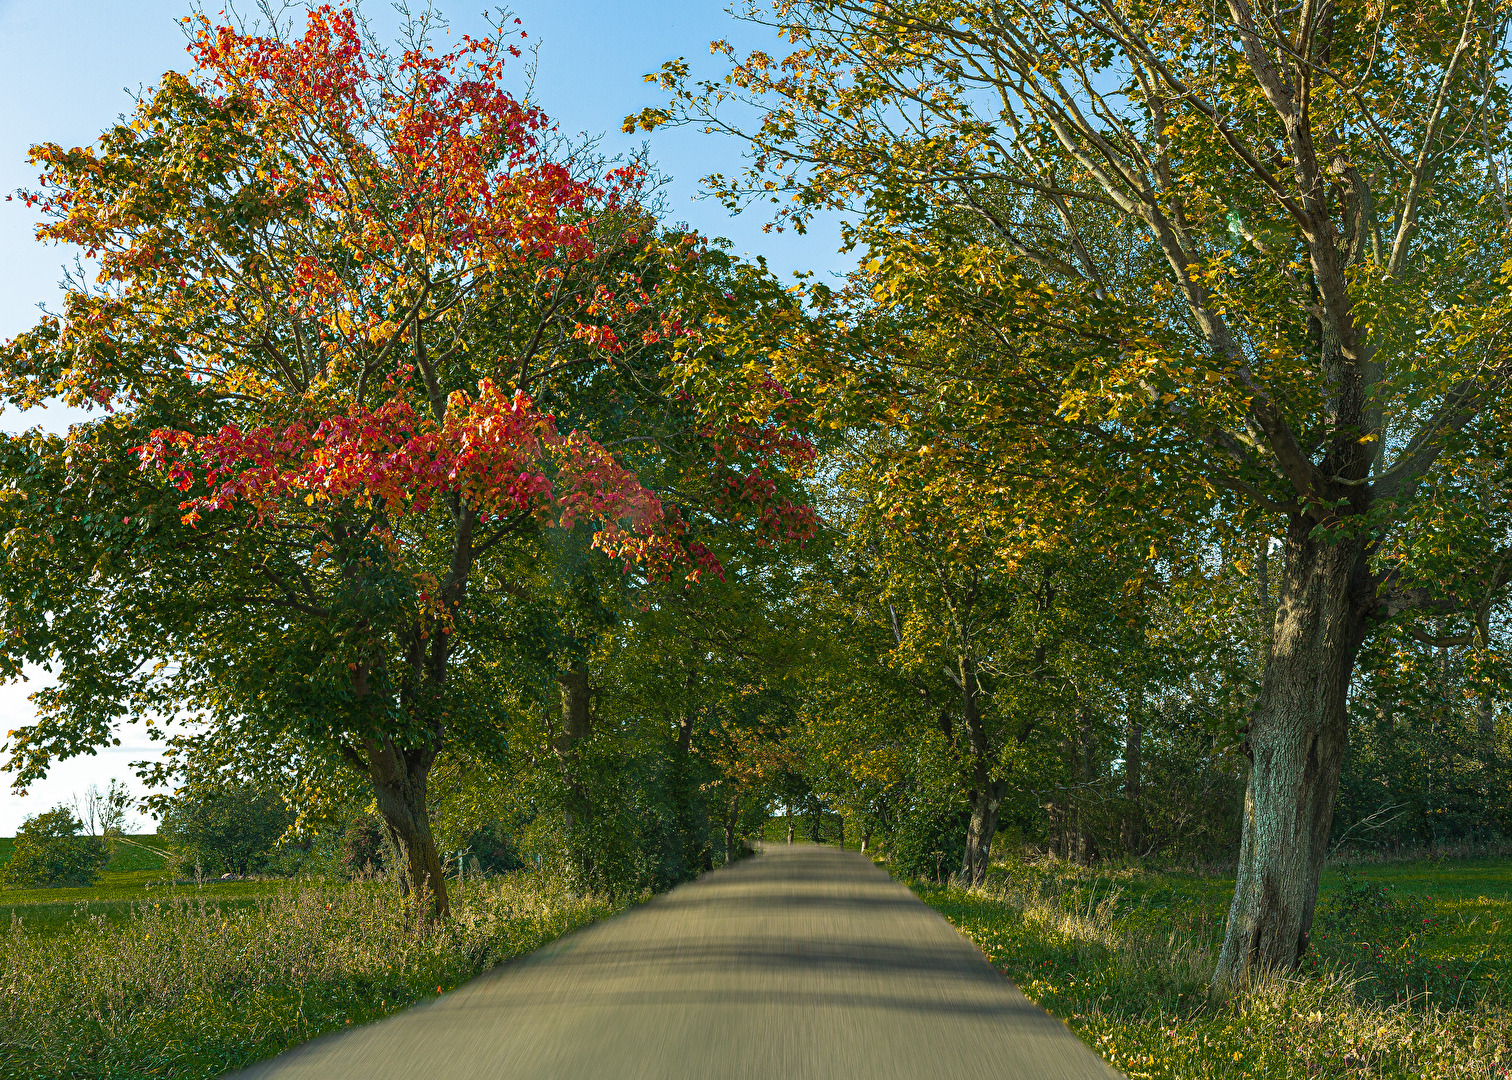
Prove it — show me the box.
[0,3,815,915]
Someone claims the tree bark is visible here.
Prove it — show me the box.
[786,802,794,844]
[1213,520,1369,984]
[962,778,1007,885]
[366,735,448,918]
[553,656,595,881]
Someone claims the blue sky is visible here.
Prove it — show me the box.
[0,0,847,831]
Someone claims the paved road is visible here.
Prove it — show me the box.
[232,844,1119,1080]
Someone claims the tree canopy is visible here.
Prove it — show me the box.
[3,1,1512,991]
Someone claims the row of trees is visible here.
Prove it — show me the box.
[4,0,1512,992]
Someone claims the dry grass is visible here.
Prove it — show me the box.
[0,871,625,1079]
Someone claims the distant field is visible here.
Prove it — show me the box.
[0,834,290,935]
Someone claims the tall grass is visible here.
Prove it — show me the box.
[921,861,1512,1079]
[0,872,626,1079]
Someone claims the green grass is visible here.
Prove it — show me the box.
[0,835,294,936]
[915,855,1512,1079]
[0,869,629,1080]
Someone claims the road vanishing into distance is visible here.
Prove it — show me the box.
[232,844,1120,1080]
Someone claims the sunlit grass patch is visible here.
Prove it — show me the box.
[0,871,627,1080]
[916,856,1512,1079]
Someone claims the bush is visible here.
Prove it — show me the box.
[159,784,290,876]
[337,816,389,879]
[463,820,524,875]
[3,807,109,888]
[887,800,967,881]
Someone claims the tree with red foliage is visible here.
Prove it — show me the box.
[0,5,813,914]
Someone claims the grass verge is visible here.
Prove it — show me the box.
[0,871,627,1079]
[917,858,1512,1079]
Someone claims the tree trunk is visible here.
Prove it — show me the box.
[554,656,594,880]
[837,813,845,850]
[366,735,448,918]
[957,653,1003,885]
[961,778,1007,885]
[668,707,704,882]
[554,657,593,829]
[1213,520,1368,984]
[786,803,794,844]
[723,795,738,865]
[1121,702,1143,853]
[808,801,821,843]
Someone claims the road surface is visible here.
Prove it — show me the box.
[231,843,1119,1080]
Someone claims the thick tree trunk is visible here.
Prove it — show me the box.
[786,803,794,844]
[1213,520,1368,984]
[961,778,1007,885]
[366,736,448,918]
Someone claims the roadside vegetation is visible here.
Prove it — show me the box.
[919,855,1512,1080]
[3,0,1512,1077]
[0,865,624,1080]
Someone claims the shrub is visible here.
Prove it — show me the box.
[887,801,967,881]
[463,820,523,875]
[337,816,389,878]
[159,783,290,876]
[3,807,109,888]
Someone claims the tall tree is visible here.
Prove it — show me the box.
[641,0,1512,978]
[0,5,812,914]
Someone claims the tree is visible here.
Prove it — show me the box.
[3,806,109,888]
[76,779,133,854]
[643,0,1512,979]
[160,782,290,876]
[0,5,813,916]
